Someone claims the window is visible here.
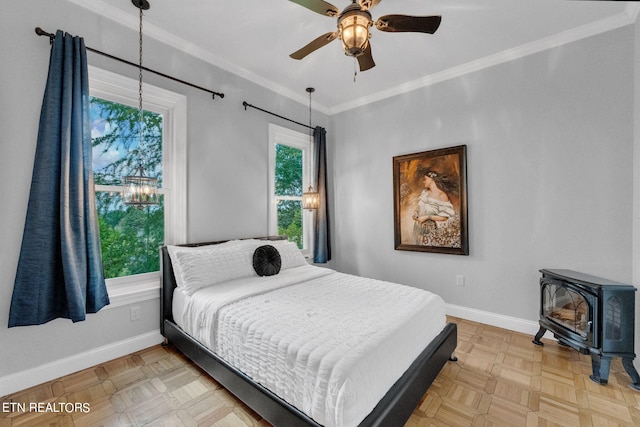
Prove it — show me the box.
[89,66,186,305]
[91,97,164,279]
[268,124,313,257]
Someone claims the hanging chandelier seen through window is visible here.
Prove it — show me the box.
[122,0,159,209]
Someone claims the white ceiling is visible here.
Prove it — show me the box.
[68,0,637,114]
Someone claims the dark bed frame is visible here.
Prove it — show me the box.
[160,237,457,427]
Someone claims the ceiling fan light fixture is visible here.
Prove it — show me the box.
[288,0,441,72]
[338,9,371,57]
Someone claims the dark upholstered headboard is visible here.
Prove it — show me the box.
[160,236,288,336]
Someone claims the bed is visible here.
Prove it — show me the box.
[160,236,457,427]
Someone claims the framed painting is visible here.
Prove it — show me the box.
[393,145,468,255]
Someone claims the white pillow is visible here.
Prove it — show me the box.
[166,239,294,295]
[166,244,211,289]
[167,243,256,295]
[276,241,309,269]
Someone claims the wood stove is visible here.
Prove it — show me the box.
[532,269,640,390]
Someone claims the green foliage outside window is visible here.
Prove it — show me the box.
[91,97,162,186]
[96,193,164,278]
[91,97,164,279]
[275,144,303,248]
[278,200,302,248]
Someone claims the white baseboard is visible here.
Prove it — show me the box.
[0,330,163,397]
[446,303,554,339]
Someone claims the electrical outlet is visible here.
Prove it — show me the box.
[456,275,465,286]
[130,306,141,321]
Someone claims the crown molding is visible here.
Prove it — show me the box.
[329,9,637,114]
[626,3,640,22]
[66,0,327,113]
[67,0,635,116]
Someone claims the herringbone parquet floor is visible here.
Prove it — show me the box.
[2,317,640,426]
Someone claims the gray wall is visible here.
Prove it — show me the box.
[0,0,328,383]
[330,26,635,322]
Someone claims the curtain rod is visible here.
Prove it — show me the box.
[35,27,224,100]
[242,101,313,130]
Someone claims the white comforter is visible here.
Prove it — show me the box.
[177,265,446,427]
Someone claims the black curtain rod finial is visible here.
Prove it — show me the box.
[35,27,55,44]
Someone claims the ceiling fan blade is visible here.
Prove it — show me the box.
[288,0,339,17]
[358,0,382,11]
[375,15,442,34]
[357,43,375,71]
[290,32,338,60]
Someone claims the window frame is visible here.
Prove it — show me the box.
[268,124,314,258]
[88,66,187,306]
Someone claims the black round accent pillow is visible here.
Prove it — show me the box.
[252,245,282,277]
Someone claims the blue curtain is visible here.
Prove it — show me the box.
[8,31,109,327]
[313,126,331,263]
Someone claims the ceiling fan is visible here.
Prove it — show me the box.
[289,0,442,72]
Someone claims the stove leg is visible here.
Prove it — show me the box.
[590,354,611,385]
[621,358,640,391]
[532,326,546,346]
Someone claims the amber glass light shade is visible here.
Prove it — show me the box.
[338,10,371,57]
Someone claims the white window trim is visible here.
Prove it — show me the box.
[89,66,187,307]
[268,124,314,258]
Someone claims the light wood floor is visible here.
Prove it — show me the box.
[2,317,640,426]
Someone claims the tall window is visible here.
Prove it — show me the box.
[91,97,164,278]
[89,66,186,301]
[268,124,313,256]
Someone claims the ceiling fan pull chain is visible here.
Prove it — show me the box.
[353,57,358,83]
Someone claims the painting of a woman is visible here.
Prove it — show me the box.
[412,171,456,245]
[393,145,468,255]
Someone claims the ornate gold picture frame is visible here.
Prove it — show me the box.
[393,145,468,255]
